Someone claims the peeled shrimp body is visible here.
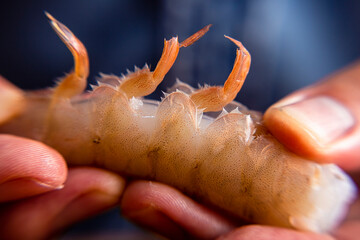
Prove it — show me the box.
[0,13,356,233]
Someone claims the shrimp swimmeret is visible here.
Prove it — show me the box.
[0,13,356,233]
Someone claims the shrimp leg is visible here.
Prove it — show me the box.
[118,25,211,98]
[190,36,251,112]
[45,12,89,102]
[46,13,210,100]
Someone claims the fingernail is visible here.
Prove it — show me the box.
[0,178,63,202]
[276,96,355,145]
[30,178,64,189]
[4,177,64,189]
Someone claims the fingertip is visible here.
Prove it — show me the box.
[264,94,360,171]
[264,62,360,170]
[49,167,126,232]
[121,181,236,239]
[0,134,67,201]
[0,167,125,240]
[263,106,319,158]
[121,181,187,239]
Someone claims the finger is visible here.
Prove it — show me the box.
[0,167,125,240]
[334,197,360,240]
[264,61,360,170]
[0,134,67,202]
[217,225,335,240]
[335,221,360,240]
[121,180,236,239]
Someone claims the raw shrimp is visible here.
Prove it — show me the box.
[0,13,356,233]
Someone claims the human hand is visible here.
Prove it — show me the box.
[262,61,360,240]
[0,134,125,240]
[120,62,360,239]
[2,61,359,239]
[121,181,337,240]
[264,61,360,170]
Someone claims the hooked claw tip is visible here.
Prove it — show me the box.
[44,11,59,28]
[224,35,246,50]
[44,12,62,30]
[179,24,212,48]
[44,12,74,46]
[44,11,54,21]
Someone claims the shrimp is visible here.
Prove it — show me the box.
[0,13,356,233]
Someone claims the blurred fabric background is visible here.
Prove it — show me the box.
[1,0,360,238]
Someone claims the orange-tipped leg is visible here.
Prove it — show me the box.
[190,36,251,112]
[118,25,211,98]
[45,12,89,101]
[118,37,179,98]
[179,24,212,48]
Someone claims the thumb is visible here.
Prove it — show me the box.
[264,61,360,171]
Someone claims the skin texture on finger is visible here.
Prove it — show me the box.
[334,196,360,240]
[217,225,335,240]
[0,167,125,240]
[0,134,67,202]
[264,61,360,170]
[121,180,236,240]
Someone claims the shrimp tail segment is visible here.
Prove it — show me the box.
[190,36,251,112]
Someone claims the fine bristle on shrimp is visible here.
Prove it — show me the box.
[0,13,356,234]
